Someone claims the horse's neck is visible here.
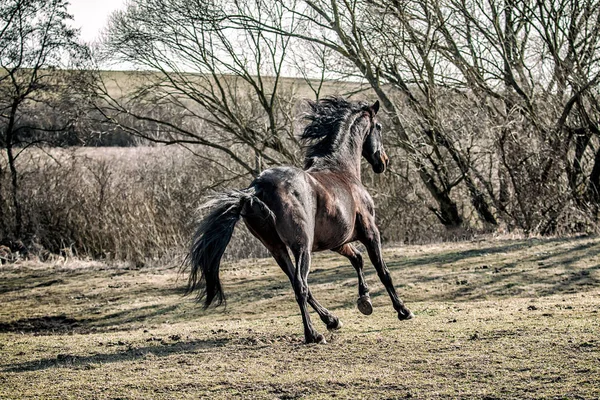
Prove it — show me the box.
[305,117,366,179]
[333,130,363,180]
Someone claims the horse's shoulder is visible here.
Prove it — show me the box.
[349,184,374,216]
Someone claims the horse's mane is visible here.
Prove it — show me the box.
[301,97,368,169]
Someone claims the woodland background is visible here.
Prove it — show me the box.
[2,0,600,262]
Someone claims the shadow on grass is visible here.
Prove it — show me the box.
[2,338,229,373]
[0,304,182,335]
[0,272,60,295]
[304,236,600,303]
[384,235,595,269]
[203,236,600,311]
[0,315,80,334]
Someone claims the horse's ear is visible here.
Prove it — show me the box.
[371,100,380,115]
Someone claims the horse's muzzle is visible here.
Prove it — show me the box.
[373,150,389,173]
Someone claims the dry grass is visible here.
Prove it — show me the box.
[1,236,599,399]
[1,146,270,261]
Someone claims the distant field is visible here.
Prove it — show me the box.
[1,236,599,399]
[98,70,368,100]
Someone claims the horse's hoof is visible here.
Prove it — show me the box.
[357,295,373,315]
[305,333,327,344]
[306,334,327,344]
[398,309,415,321]
[327,318,343,331]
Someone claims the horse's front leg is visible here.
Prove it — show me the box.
[360,228,414,320]
[334,244,373,315]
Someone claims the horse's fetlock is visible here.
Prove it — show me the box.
[326,316,342,331]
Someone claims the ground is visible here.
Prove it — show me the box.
[0,236,599,399]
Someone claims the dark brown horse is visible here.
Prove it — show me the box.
[187,97,413,343]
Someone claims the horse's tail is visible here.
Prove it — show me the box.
[186,188,274,308]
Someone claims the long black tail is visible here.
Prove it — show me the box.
[186,188,273,308]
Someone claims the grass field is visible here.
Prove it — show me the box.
[1,236,599,399]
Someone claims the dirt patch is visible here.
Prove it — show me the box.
[0,315,82,334]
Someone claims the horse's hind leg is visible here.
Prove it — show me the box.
[246,217,335,342]
[334,244,372,316]
[268,243,342,332]
[290,248,327,343]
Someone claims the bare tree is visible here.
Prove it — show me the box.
[0,0,91,239]
[421,0,600,231]
[232,0,498,228]
[100,0,329,177]
[100,0,600,234]
[238,0,600,232]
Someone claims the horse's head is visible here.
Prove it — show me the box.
[362,100,389,174]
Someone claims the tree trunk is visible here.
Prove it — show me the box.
[567,128,591,203]
[0,162,5,238]
[417,167,463,228]
[6,145,21,238]
[4,99,22,238]
[426,129,497,225]
[586,145,600,209]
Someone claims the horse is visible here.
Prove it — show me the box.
[186,97,414,344]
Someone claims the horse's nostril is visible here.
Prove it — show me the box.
[380,152,389,167]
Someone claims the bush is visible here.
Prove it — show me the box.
[0,147,269,261]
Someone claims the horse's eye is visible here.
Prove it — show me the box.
[375,123,382,131]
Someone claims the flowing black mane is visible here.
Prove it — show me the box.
[301,97,369,169]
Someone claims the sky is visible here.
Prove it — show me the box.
[67,0,127,44]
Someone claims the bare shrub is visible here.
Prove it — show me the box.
[0,147,266,261]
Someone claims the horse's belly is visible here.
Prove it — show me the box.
[311,215,355,251]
